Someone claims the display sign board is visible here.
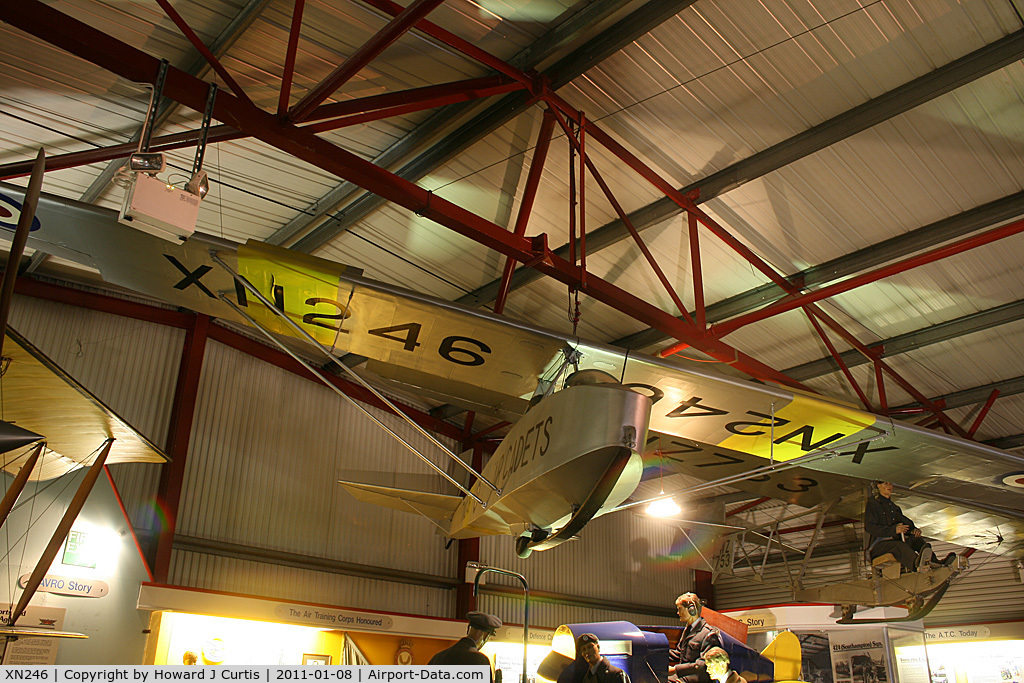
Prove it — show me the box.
[18,574,109,598]
[0,605,67,665]
[828,629,888,683]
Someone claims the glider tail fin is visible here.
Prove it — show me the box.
[761,630,801,682]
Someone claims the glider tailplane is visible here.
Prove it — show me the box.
[338,481,461,528]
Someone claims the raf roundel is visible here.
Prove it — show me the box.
[0,192,42,233]
[1000,471,1024,488]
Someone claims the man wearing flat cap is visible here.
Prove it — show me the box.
[575,634,629,683]
[430,611,502,671]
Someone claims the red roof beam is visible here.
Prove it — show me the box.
[689,212,706,331]
[0,76,521,180]
[967,389,1000,438]
[547,92,799,296]
[288,0,446,122]
[304,80,522,133]
[277,0,306,116]
[711,216,1024,338]
[494,108,557,315]
[805,309,873,410]
[1,0,806,390]
[155,0,253,106]
[546,102,693,324]
[472,421,511,440]
[804,306,967,438]
[358,0,537,87]
[726,497,771,517]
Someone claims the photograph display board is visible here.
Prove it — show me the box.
[828,629,888,683]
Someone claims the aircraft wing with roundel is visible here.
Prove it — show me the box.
[10,183,1024,551]
[644,432,1024,558]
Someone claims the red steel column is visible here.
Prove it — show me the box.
[454,442,484,617]
[694,570,714,609]
[153,313,210,582]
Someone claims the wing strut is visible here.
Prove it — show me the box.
[210,253,495,504]
[7,440,113,625]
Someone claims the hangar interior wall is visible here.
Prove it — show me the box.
[8,291,697,628]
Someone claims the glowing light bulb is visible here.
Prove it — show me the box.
[646,497,681,517]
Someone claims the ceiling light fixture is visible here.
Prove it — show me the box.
[645,449,682,517]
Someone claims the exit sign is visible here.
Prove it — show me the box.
[62,530,95,568]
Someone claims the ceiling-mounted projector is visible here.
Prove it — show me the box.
[118,158,201,242]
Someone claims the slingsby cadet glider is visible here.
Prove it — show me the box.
[5,182,1024,563]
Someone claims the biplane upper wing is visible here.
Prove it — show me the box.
[1,328,168,480]
[9,183,1024,545]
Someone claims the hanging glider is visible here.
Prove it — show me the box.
[4,183,1024,558]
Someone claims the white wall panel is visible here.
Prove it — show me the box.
[177,339,457,581]
[7,293,182,532]
[169,549,451,618]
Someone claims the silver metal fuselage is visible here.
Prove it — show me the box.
[447,383,652,539]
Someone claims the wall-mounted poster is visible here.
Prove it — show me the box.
[829,629,888,683]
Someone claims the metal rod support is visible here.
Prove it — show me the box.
[0,442,44,529]
[192,83,218,175]
[210,251,499,495]
[216,291,485,505]
[468,562,529,683]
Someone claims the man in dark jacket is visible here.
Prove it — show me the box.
[576,633,629,683]
[864,481,954,573]
[429,611,501,670]
[668,593,722,683]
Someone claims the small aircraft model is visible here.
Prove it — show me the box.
[5,182,1024,566]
